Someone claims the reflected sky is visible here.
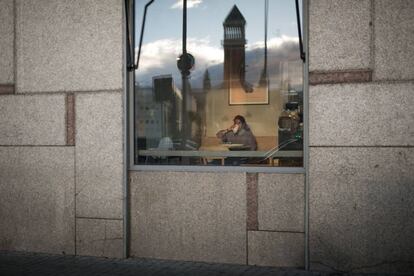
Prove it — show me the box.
[134,0,303,88]
[135,0,301,45]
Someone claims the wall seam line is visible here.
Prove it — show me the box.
[246,225,249,265]
[15,89,123,95]
[309,79,414,86]
[370,0,376,80]
[74,121,77,255]
[249,229,305,234]
[0,145,74,147]
[246,173,248,265]
[309,145,414,148]
[76,217,124,221]
[13,0,16,93]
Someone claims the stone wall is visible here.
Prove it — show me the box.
[129,172,305,267]
[309,0,414,273]
[1,0,413,273]
[0,0,124,258]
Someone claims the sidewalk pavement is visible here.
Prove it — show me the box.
[0,251,396,276]
[0,251,320,276]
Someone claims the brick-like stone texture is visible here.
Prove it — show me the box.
[16,0,123,93]
[309,82,414,146]
[130,171,246,264]
[258,174,304,232]
[246,173,258,231]
[0,84,14,95]
[0,0,14,84]
[0,94,66,145]
[76,218,123,258]
[76,92,123,219]
[309,0,371,71]
[309,70,372,85]
[309,147,414,274]
[248,231,304,268]
[374,0,414,80]
[0,147,75,254]
[66,94,75,145]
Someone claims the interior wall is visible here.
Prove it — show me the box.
[205,87,282,138]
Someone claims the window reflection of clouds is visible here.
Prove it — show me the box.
[136,35,301,89]
[171,0,203,9]
[134,0,303,88]
[137,38,223,73]
[135,0,301,46]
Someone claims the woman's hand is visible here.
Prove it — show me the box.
[227,124,236,132]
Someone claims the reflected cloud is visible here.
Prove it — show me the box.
[248,35,299,50]
[135,36,302,89]
[171,0,202,9]
[136,37,223,74]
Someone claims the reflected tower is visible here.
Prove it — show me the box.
[223,5,246,88]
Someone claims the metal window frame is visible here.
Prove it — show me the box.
[302,0,310,270]
[126,0,308,174]
[123,0,310,267]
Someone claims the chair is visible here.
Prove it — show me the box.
[157,137,174,150]
[145,137,174,164]
[262,138,301,165]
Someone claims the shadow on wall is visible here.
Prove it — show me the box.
[310,150,414,274]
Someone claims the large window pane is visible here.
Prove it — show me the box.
[134,0,303,167]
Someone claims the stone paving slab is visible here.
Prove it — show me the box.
[0,251,322,276]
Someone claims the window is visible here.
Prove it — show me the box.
[131,0,304,167]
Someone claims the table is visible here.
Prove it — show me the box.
[138,148,303,165]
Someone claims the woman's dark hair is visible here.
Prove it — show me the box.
[233,115,246,125]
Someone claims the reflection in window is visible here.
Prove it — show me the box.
[134,0,303,167]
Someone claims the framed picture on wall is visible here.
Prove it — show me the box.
[228,80,269,105]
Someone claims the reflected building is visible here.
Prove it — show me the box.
[135,75,183,151]
[204,5,282,151]
[223,5,247,90]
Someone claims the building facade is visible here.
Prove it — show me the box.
[0,0,413,274]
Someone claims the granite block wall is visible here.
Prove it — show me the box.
[309,0,414,273]
[15,0,123,93]
[1,0,413,272]
[129,172,305,267]
[0,0,14,86]
[129,172,247,264]
[0,0,124,258]
[248,174,305,267]
[0,147,75,254]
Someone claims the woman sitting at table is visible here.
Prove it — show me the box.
[216,115,257,151]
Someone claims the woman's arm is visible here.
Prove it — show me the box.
[216,129,229,140]
[216,125,234,139]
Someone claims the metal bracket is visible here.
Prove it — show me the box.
[125,0,155,71]
[295,0,305,62]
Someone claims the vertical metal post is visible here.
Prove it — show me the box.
[180,0,188,151]
[182,0,187,55]
[264,0,268,77]
[302,0,310,270]
[123,0,133,259]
